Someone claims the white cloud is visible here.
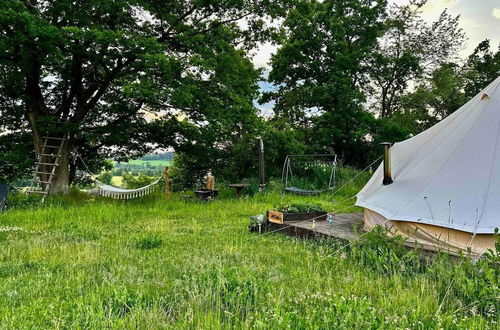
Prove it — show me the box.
[251,42,278,69]
[493,8,500,19]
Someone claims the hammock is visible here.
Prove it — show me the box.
[96,178,162,199]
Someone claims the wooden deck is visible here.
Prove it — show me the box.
[269,212,365,242]
[268,212,448,258]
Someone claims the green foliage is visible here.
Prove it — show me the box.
[122,173,156,189]
[395,41,500,135]
[264,0,389,167]
[97,171,113,185]
[0,0,281,186]
[368,0,465,118]
[463,39,500,98]
[275,202,325,213]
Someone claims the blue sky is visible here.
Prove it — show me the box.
[254,0,500,114]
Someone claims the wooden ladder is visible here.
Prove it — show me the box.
[27,134,68,201]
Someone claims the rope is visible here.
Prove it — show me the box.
[435,228,479,316]
[72,147,97,177]
[329,155,382,198]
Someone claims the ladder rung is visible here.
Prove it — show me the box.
[30,179,52,184]
[39,154,61,157]
[42,136,67,140]
[42,145,61,148]
[35,172,55,176]
[36,162,58,166]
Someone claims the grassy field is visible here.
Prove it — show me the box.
[120,159,173,167]
[111,176,123,187]
[0,174,498,328]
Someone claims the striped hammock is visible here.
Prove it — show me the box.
[96,178,162,199]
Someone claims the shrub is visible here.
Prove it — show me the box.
[97,171,113,185]
[122,173,156,189]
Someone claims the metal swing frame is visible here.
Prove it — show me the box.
[281,154,337,195]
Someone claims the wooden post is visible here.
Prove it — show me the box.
[163,166,170,200]
[258,138,265,191]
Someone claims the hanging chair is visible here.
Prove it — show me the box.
[281,154,337,195]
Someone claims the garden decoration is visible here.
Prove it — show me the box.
[249,214,266,234]
[195,171,218,201]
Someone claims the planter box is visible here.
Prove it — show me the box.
[267,210,327,224]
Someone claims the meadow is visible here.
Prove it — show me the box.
[0,174,498,328]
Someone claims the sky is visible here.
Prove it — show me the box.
[252,0,500,69]
[253,0,500,115]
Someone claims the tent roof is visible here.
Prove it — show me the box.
[356,76,500,234]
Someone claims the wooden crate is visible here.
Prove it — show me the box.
[267,210,327,224]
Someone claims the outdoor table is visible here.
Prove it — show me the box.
[227,183,250,197]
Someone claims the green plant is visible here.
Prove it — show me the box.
[122,173,156,189]
[97,171,113,185]
[130,234,163,250]
[275,202,326,213]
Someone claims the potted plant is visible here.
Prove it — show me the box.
[267,202,327,224]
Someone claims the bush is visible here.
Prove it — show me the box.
[97,171,113,185]
[275,202,326,213]
[122,173,156,189]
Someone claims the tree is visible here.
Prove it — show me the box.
[462,40,500,98]
[394,40,500,136]
[262,0,389,165]
[367,0,465,118]
[394,63,467,135]
[0,0,283,193]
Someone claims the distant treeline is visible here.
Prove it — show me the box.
[140,153,174,162]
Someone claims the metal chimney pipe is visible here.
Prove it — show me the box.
[380,142,393,185]
[258,138,265,191]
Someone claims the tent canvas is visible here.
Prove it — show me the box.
[356,76,500,255]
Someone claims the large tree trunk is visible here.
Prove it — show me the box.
[50,143,70,194]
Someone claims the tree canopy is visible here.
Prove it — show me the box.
[0,0,284,190]
[0,0,500,190]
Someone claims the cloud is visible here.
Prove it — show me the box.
[493,8,500,19]
[252,42,278,69]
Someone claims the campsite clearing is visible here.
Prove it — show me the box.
[0,190,497,328]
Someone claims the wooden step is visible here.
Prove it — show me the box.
[35,172,55,176]
[42,136,67,140]
[36,162,58,166]
[30,179,52,184]
[39,154,61,157]
[26,190,48,195]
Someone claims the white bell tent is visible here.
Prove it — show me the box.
[356,76,500,255]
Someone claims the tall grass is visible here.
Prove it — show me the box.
[0,170,498,328]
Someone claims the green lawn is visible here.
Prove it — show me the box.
[0,182,498,328]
